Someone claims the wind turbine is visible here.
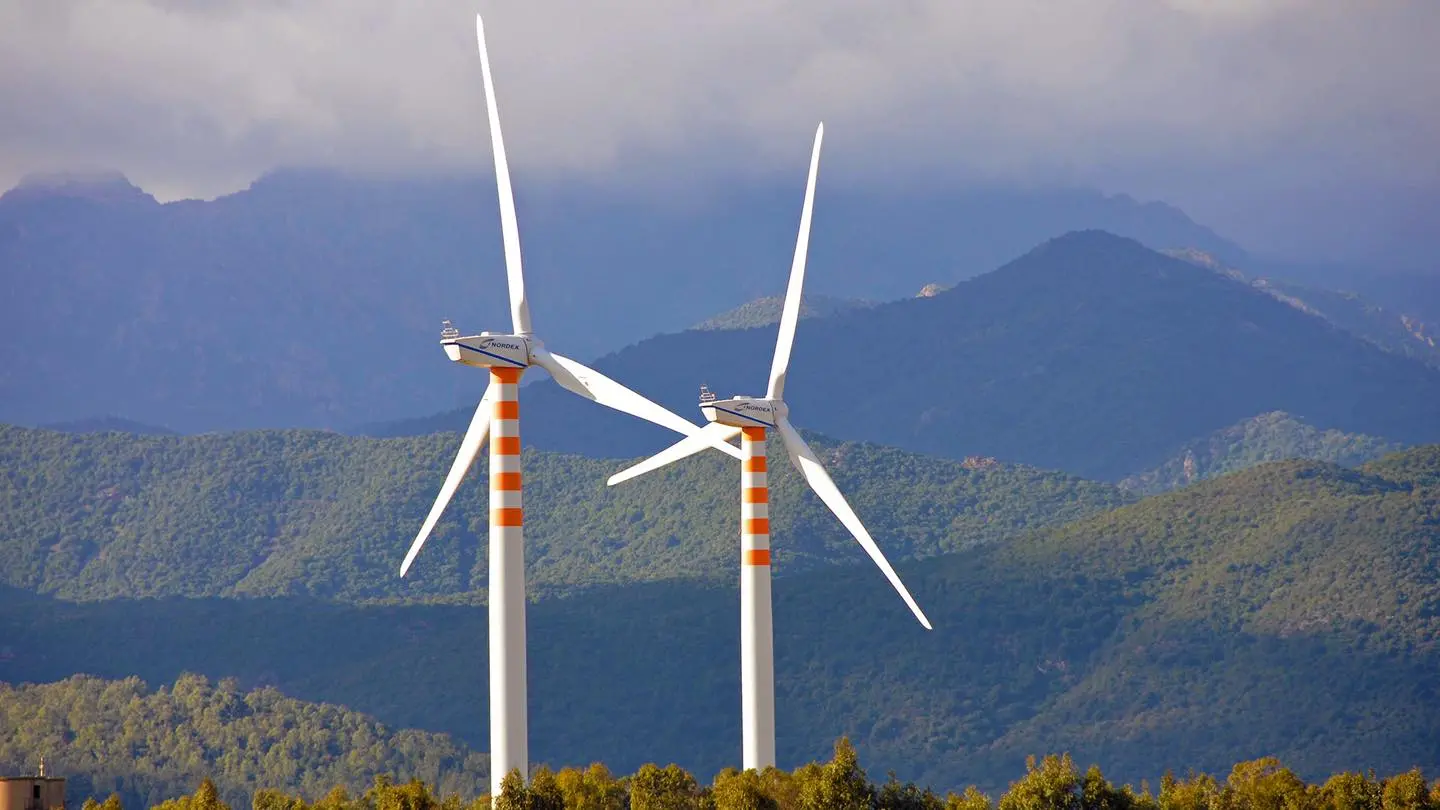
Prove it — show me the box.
[606,123,932,771]
[400,15,742,799]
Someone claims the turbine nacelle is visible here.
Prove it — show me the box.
[442,331,533,369]
[702,395,786,429]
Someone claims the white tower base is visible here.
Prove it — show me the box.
[740,426,776,770]
[489,367,528,799]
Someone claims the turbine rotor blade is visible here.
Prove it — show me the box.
[531,348,743,460]
[767,123,824,400]
[475,14,533,334]
[400,385,496,577]
[607,423,743,486]
[775,416,932,629]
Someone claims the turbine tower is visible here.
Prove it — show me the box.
[401,15,742,799]
[606,123,932,771]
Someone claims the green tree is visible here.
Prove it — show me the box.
[800,738,872,810]
[1382,771,1432,810]
[493,772,530,810]
[310,787,355,810]
[1159,772,1222,810]
[252,790,304,810]
[555,765,626,810]
[714,769,779,810]
[631,765,701,810]
[529,768,564,810]
[947,788,993,810]
[1000,755,1081,810]
[1081,767,1134,810]
[1223,758,1310,810]
[1318,773,1381,810]
[152,778,231,810]
[876,772,943,810]
[366,777,440,810]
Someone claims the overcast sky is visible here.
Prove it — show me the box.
[1,0,1436,263]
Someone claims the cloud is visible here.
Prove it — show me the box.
[0,0,1436,257]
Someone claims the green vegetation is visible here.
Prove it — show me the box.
[5,448,1440,791]
[0,424,1127,602]
[17,712,1440,810]
[691,295,878,331]
[1119,411,1403,495]
[0,675,486,810]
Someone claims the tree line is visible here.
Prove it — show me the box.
[81,739,1440,810]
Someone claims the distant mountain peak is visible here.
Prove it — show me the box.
[1119,411,1403,496]
[38,415,178,436]
[3,170,157,207]
[690,293,877,331]
[1024,229,1162,265]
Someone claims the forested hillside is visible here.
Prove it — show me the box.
[5,448,1439,791]
[0,675,487,810]
[0,424,1126,601]
[1119,411,1402,495]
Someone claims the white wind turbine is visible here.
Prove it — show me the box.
[606,123,932,771]
[400,15,742,798]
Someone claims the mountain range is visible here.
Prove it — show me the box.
[1163,248,1440,368]
[5,446,1439,794]
[376,231,1440,480]
[0,424,1126,602]
[7,164,1440,806]
[690,293,879,331]
[0,170,1242,433]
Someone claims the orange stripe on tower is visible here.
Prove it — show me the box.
[743,487,768,504]
[493,437,521,456]
[742,427,767,441]
[743,549,771,566]
[743,456,767,473]
[494,400,519,419]
[491,367,522,384]
[494,472,522,491]
[745,518,770,536]
[492,507,524,527]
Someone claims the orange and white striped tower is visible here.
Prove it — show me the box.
[400,14,748,806]
[607,123,935,775]
[740,426,776,770]
[489,366,527,792]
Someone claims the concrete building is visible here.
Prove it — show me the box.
[0,759,65,810]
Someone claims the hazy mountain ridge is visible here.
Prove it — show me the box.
[38,415,178,436]
[0,423,1127,602]
[690,293,878,331]
[0,170,1241,433]
[1119,411,1404,496]
[372,232,1440,480]
[5,447,1440,791]
[1164,248,1440,367]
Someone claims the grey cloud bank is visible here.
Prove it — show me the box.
[0,0,1436,263]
